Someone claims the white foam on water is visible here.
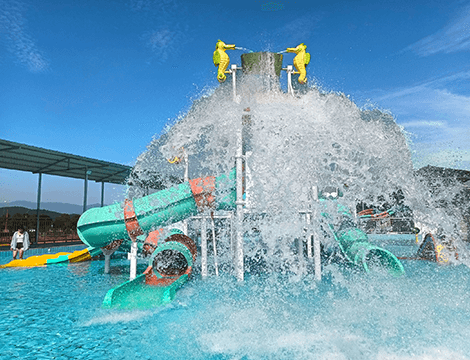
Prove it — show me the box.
[82,310,152,326]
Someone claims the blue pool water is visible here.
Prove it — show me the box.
[1,256,470,360]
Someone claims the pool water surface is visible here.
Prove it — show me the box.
[1,256,470,360]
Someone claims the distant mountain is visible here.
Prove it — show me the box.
[0,206,64,220]
[0,201,105,215]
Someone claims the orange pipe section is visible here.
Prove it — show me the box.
[123,199,144,241]
[189,176,216,211]
[143,228,164,255]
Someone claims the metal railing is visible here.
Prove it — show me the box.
[0,230,81,247]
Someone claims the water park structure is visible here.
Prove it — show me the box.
[74,42,462,309]
[2,42,464,311]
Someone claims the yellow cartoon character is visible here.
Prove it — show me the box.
[213,40,236,83]
[286,43,310,84]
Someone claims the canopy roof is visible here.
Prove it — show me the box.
[0,139,132,184]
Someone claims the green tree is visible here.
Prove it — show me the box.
[54,214,71,232]
[71,215,80,232]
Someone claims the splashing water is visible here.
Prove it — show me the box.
[235,46,254,53]
[131,65,468,274]
[3,259,470,359]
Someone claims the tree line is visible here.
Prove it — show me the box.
[0,213,80,234]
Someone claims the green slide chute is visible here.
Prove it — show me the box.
[322,201,405,277]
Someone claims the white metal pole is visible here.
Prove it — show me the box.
[230,211,234,254]
[312,186,321,281]
[287,65,294,96]
[201,215,208,278]
[306,213,313,258]
[231,64,237,102]
[183,149,189,235]
[314,233,321,281]
[129,241,138,280]
[211,215,219,276]
[235,128,244,281]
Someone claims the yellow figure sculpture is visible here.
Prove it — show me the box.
[213,40,236,83]
[286,43,311,84]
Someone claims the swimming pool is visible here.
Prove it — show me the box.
[1,256,470,360]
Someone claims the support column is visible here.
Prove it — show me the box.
[183,150,189,235]
[287,65,294,96]
[235,127,244,281]
[83,167,89,213]
[35,173,42,244]
[105,254,111,274]
[102,248,116,274]
[100,182,105,207]
[129,242,138,280]
[231,64,238,102]
[306,213,313,258]
[230,211,234,254]
[314,231,321,281]
[201,215,208,278]
[312,186,321,281]
[211,215,219,276]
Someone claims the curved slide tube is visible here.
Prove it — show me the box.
[77,170,235,309]
[77,169,236,250]
[322,201,405,277]
[103,230,197,309]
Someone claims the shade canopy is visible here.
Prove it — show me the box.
[0,139,132,184]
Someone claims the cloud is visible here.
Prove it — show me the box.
[144,28,174,50]
[364,71,470,170]
[130,0,187,63]
[404,5,470,56]
[400,120,446,128]
[0,0,49,72]
[141,27,183,63]
[280,13,322,36]
[271,12,323,47]
[374,72,470,121]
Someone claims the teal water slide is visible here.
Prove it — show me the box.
[102,235,196,309]
[77,168,402,308]
[77,170,236,249]
[76,170,236,309]
[321,200,405,277]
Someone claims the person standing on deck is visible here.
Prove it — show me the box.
[11,226,30,260]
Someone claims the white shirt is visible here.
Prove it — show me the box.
[17,233,24,243]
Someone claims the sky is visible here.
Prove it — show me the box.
[1,0,470,207]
